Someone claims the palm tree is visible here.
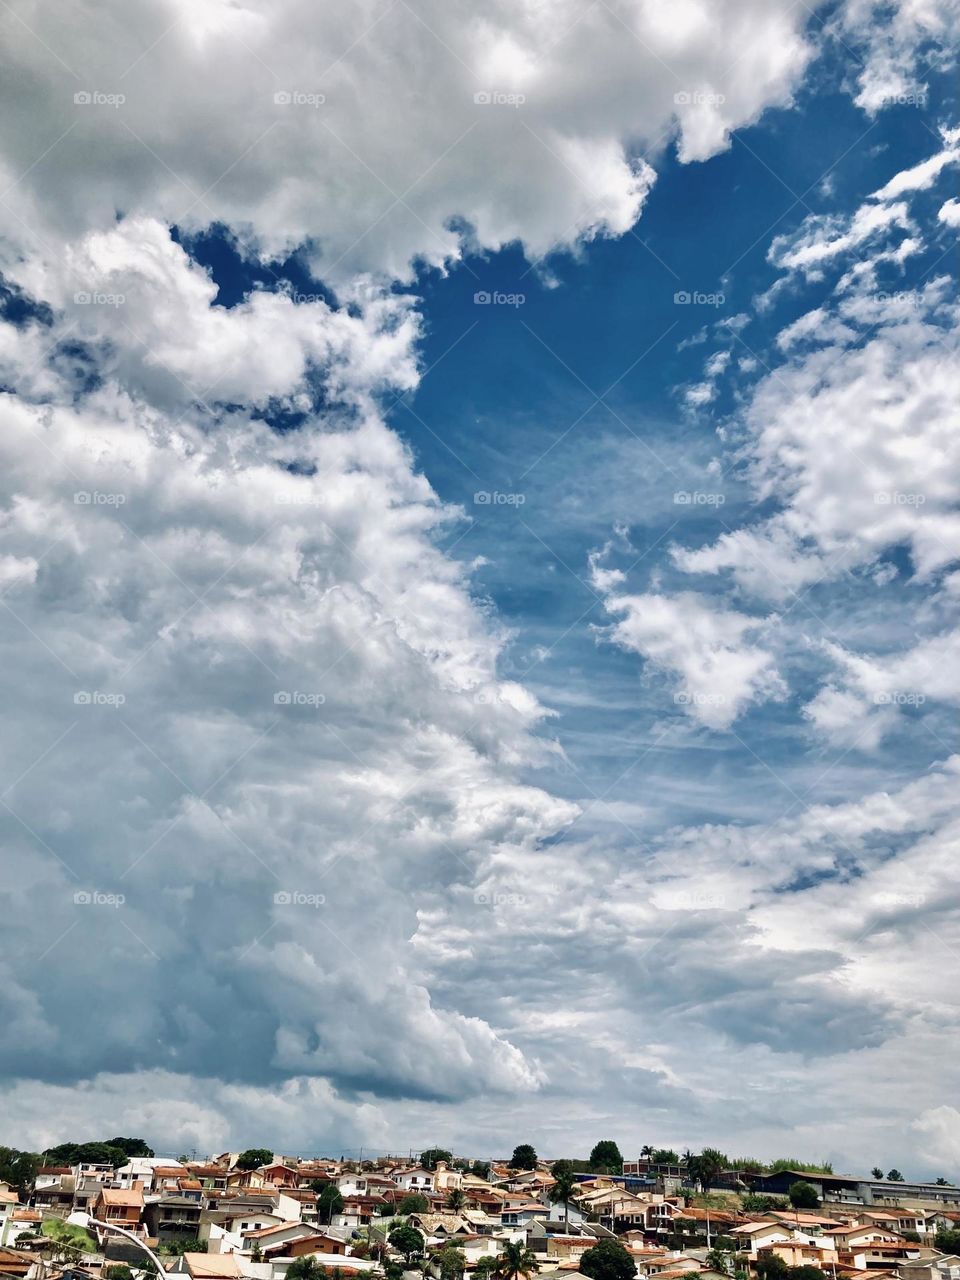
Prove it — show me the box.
[446,1188,466,1213]
[549,1170,577,1226]
[494,1241,539,1280]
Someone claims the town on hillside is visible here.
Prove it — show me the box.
[2,1142,960,1280]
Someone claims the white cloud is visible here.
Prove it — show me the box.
[0,0,823,283]
[0,226,578,1106]
[768,200,914,275]
[870,125,960,199]
[589,566,784,728]
[674,292,960,599]
[838,0,960,114]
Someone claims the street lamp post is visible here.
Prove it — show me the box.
[66,1212,166,1274]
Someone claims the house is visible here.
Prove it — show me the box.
[895,1252,960,1280]
[1,1212,40,1250]
[500,1202,550,1228]
[117,1159,185,1192]
[241,1223,319,1253]
[758,1241,834,1269]
[33,1175,75,1217]
[142,1196,203,1246]
[433,1164,463,1194]
[90,1186,145,1234]
[260,1232,349,1259]
[0,1248,33,1279]
[731,1223,797,1257]
[332,1196,387,1229]
[394,1169,436,1195]
[257,1166,301,1190]
[407,1213,473,1242]
[0,1193,19,1249]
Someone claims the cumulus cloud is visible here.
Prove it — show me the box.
[838,0,960,114]
[0,0,826,283]
[0,222,580,1109]
[589,548,784,728]
[674,284,960,598]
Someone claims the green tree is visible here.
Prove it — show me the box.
[158,1237,201,1258]
[434,1245,467,1280]
[470,1161,491,1179]
[694,1148,729,1190]
[755,1256,788,1280]
[510,1144,538,1171]
[579,1239,635,1280]
[741,1195,788,1213]
[419,1148,453,1170]
[474,1257,498,1280]
[871,1168,883,1179]
[887,1169,905,1182]
[494,1241,539,1280]
[651,1149,679,1164]
[445,1188,466,1212]
[236,1148,273,1170]
[286,1259,329,1280]
[389,1223,425,1263]
[549,1167,577,1224]
[316,1184,344,1222]
[934,1229,960,1252]
[789,1267,825,1280]
[0,1148,41,1196]
[788,1181,819,1210]
[105,1138,155,1159]
[105,1268,135,1280]
[704,1248,733,1276]
[397,1193,431,1215]
[250,1241,263,1263]
[936,1178,950,1186]
[588,1141,623,1173]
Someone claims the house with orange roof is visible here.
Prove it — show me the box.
[91,1185,146,1234]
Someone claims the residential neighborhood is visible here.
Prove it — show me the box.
[3,1142,960,1280]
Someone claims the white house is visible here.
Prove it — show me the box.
[394,1168,435,1194]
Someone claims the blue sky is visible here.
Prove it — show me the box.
[0,0,959,1174]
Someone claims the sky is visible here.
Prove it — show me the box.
[0,0,958,1177]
